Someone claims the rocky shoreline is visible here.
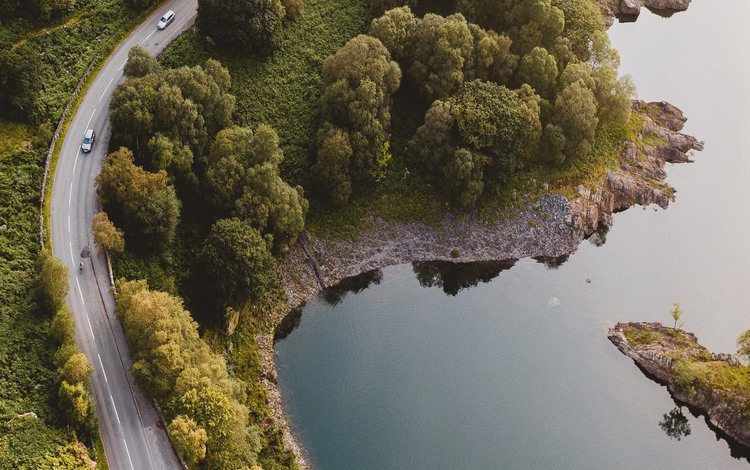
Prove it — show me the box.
[251,99,703,469]
[608,322,750,449]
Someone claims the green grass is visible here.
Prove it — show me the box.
[0,121,35,157]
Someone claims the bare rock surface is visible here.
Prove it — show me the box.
[567,100,703,235]
[609,322,750,449]
[597,0,692,26]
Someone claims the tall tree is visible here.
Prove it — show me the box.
[315,34,401,204]
[197,218,277,309]
[205,125,308,245]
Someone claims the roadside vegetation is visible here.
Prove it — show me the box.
[0,0,167,467]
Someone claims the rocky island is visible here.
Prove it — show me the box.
[609,322,750,450]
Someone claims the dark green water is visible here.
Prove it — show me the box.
[275,2,750,468]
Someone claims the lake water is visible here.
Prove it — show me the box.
[275,2,750,468]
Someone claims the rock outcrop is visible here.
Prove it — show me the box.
[567,100,703,235]
[597,0,692,27]
[609,322,750,450]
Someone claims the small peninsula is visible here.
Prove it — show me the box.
[609,322,750,451]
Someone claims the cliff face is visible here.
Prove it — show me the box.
[608,322,750,450]
[567,101,703,236]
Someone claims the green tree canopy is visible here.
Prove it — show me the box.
[114,280,261,468]
[315,34,401,204]
[552,79,598,162]
[110,58,235,172]
[205,125,308,245]
[197,218,277,310]
[196,0,285,53]
[412,80,539,205]
[34,250,69,314]
[96,147,181,250]
[168,415,208,468]
[92,212,125,253]
[516,46,558,98]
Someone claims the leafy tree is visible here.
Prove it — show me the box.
[0,42,51,123]
[315,34,401,203]
[60,352,93,386]
[589,31,634,127]
[412,80,539,205]
[123,45,159,79]
[50,306,75,346]
[205,125,308,245]
[659,407,691,441]
[313,124,353,205]
[369,6,417,62]
[96,147,180,250]
[470,24,517,86]
[115,280,262,468]
[409,13,474,100]
[670,301,683,332]
[110,58,235,170]
[58,381,96,437]
[550,0,604,59]
[196,0,285,53]
[92,212,125,253]
[737,330,750,363]
[34,250,69,314]
[551,79,598,162]
[169,415,208,468]
[516,46,558,98]
[198,218,277,309]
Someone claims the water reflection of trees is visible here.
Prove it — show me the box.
[412,259,517,296]
[321,269,384,306]
[659,407,691,441]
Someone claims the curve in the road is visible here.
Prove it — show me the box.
[49,2,198,469]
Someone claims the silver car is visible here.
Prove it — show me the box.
[157,10,174,30]
[81,128,95,153]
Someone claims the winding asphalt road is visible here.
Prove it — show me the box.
[50,1,198,468]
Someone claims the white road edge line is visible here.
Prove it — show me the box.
[75,277,86,306]
[98,354,108,383]
[99,78,114,102]
[124,439,134,470]
[111,395,121,424]
[85,314,95,341]
[141,28,156,44]
[119,61,127,70]
[85,108,96,129]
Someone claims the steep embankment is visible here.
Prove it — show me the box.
[609,322,750,449]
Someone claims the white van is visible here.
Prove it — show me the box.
[157,10,175,30]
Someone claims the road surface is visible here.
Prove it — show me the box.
[50,1,198,468]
